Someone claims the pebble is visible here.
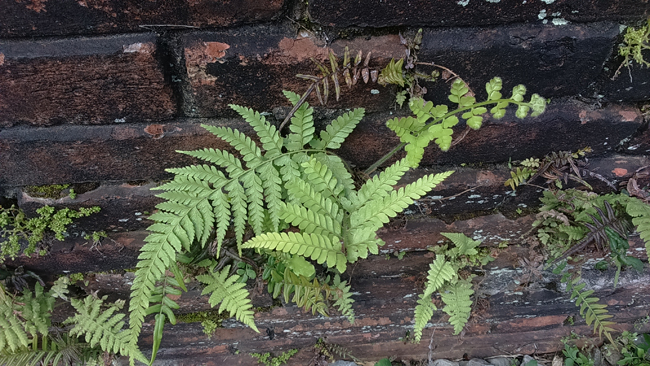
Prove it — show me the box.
[431,359,461,366]
[488,357,515,366]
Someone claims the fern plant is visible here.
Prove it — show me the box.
[125,70,546,361]
[412,233,483,342]
[0,278,147,366]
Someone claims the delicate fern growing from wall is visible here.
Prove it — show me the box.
[367,77,546,173]
[124,70,546,360]
[412,233,482,342]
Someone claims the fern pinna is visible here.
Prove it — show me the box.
[412,233,481,342]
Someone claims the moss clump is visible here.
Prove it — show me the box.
[175,310,228,325]
[25,184,70,199]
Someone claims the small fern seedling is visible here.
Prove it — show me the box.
[412,233,482,342]
[553,263,616,346]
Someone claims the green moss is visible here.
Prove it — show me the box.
[25,184,70,199]
[175,310,228,325]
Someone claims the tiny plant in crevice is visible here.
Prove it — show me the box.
[121,42,546,362]
[0,278,147,366]
[0,205,100,262]
[250,349,299,366]
[615,18,650,80]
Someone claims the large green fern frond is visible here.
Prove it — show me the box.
[230,104,284,157]
[285,177,343,222]
[280,202,342,237]
[353,158,411,210]
[440,279,474,335]
[311,109,365,149]
[283,91,316,151]
[202,125,263,166]
[441,233,480,259]
[242,232,347,273]
[412,297,436,343]
[196,264,259,333]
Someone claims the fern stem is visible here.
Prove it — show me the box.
[279,82,318,132]
[363,98,536,175]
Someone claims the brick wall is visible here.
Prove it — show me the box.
[1,1,650,364]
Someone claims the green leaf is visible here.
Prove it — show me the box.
[319,108,365,149]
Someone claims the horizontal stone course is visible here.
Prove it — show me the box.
[0,34,175,127]
[179,26,402,118]
[0,0,286,38]
[0,100,642,188]
[309,0,650,28]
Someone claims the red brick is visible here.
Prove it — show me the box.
[310,0,650,28]
[0,0,286,38]
[0,34,175,126]
[180,26,403,117]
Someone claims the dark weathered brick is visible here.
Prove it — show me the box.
[600,60,650,102]
[0,0,286,38]
[0,34,175,126]
[0,101,642,188]
[0,120,247,187]
[310,0,650,29]
[416,22,620,99]
[180,26,403,117]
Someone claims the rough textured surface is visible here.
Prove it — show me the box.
[310,0,650,28]
[0,119,250,187]
[55,244,649,366]
[0,34,175,126]
[180,26,402,117]
[417,23,620,100]
[0,103,642,188]
[0,0,286,38]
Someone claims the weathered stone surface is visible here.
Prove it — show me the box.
[0,119,250,187]
[416,23,620,100]
[310,0,650,28]
[0,0,286,38]
[179,25,402,118]
[487,357,514,366]
[338,100,643,169]
[0,34,175,127]
[622,126,650,155]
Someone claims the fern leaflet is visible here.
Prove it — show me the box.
[626,197,650,260]
[196,264,259,333]
[412,256,456,342]
[440,279,474,335]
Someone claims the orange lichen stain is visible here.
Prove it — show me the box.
[269,36,328,64]
[619,110,638,122]
[612,168,628,177]
[144,124,165,139]
[477,171,498,185]
[579,110,588,124]
[123,42,154,54]
[272,307,288,316]
[185,42,230,85]
[0,53,4,66]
